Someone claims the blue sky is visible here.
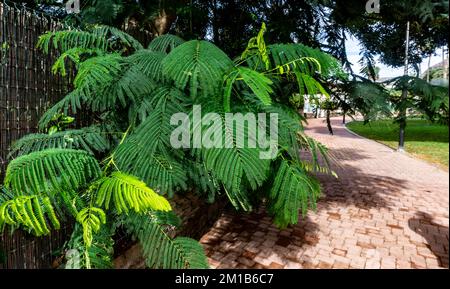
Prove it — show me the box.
[345,35,446,78]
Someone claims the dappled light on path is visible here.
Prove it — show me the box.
[200,118,449,269]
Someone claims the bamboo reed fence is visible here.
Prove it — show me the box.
[0,0,74,269]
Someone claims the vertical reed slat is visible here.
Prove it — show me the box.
[0,0,75,269]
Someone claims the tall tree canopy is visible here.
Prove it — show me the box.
[329,0,448,73]
[10,0,448,66]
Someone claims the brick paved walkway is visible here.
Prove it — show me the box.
[200,118,449,269]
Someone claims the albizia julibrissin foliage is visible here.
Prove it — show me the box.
[0,23,341,268]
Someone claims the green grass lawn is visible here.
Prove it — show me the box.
[347,119,449,170]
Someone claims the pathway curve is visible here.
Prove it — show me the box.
[200,118,449,269]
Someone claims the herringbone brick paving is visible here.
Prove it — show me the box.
[200,118,449,269]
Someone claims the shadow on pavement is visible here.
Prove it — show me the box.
[408,212,449,268]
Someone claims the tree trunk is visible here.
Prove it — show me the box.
[426,54,431,82]
[443,47,448,80]
[212,0,219,43]
[151,9,177,36]
[398,21,410,152]
[326,110,333,135]
[122,7,176,46]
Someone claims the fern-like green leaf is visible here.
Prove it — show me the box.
[268,160,321,228]
[76,207,106,248]
[95,172,172,214]
[64,223,114,269]
[294,70,329,98]
[52,47,104,76]
[297,134,334,175]
[4,149,101,196]
[224,67,273,111]
[172,237,210,269]
[267,43,342,78]
[38,90,87,130]
[150,210,182,227]
[162,40,234,99]
[0,186,14,205]
[0,195,60,236]
[116,152,187,198]
[241,22,270,70]
[262,104,303,162]
[202,115,271,210]
[74,54,122,93]
[126,49,166,82]
[122,213,209,269]
[37,30,109,54]
[238,67,273,105]
[92,25,143,51]
[9,127,110,157]
[37,25,143,55]
[186,159,220,203]
[204,147,269,211]
[74,53,155,110]
[97,64,156,109]
[115,86,189,196]
[148,34,185,53]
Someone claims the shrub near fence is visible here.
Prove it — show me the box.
[0,0,74,268]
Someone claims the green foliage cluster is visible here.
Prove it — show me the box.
[1,23,341,268]
[328,73,448,128]
[1,147,204,269]
[387,76,449,125]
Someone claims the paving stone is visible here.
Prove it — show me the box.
[350,257,366,268]
[316,261,332,269]
[237,257,255,267]
[268,262,285,269]
[333,261,350,269]
[365,259,381,269]
[380,256,396,269]
[200,118,449,269]
[285,261,303,269]
[332,248,347,257]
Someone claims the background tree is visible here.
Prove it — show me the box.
[329,0,448,73]
[11,0,448,149]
